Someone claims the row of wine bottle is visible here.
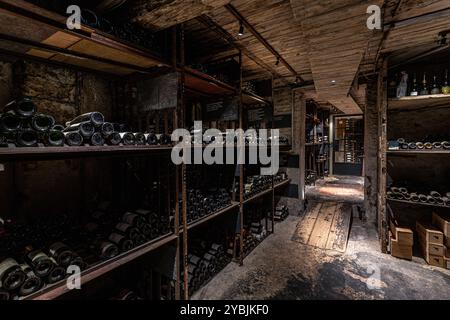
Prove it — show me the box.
[0,98,172,148]
[182,243,229,295]
[388,139,450,151]
[387,187,450,207]
[0,242,84,299]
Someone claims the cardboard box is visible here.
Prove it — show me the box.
[432,212,450,237]
[416,221,444,245]
[389,232,412,260]
[389,219,413,246]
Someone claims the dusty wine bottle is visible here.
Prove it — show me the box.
[100,122,114,138]
[31,114,55,132]
[46,258,66,284]
[18,264,42,297]
[70,255,86,270]
[145,133,158,145]
[158,134,172,145]
[0,111,22,132]
[115,222,140,242]
[64,121,95,138]
[64,132,83,146]
[108,233,134,252]
[46,130,65,147]
[122,212,146,229]
[134,133,146,145]
[90,132,105,146]
[16,129,38,147]
[0,258,26,292]
[106,132,122,146]
[48,242,74,267]
[97,241,119,259]
[52,124,65,132]
[66,112,104,127]
[4,98,36,118]
[120,132,135,145]
[26,250,54,278]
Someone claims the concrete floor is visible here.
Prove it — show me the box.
[193,176,450,300]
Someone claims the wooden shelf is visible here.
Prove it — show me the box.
[182,202,240,232]
[388,198,450,209]
[389,94,450,111]
[388,150,450,156]
[0,145,173,161]
[0,0,166,76]
[183,66,237,97]
[25,233,177,300]
[242,91,271,105]
[274,179,291,190]
[243,179,290,205]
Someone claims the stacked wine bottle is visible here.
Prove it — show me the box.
[0,98,172,148]
[0,98,63,147]
[387,186,450,207]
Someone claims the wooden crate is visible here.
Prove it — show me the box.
[389,231,412,260]
[416,221,444,245]
[389,218,414,246]
[432,212,450,238]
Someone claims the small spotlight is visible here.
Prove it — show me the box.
[238,22,244,36]
[275,57,280,66]
[331,80,337,85]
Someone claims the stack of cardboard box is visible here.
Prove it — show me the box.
[417,221,445,268]
[431,212,450,270]
[389,218,413,260]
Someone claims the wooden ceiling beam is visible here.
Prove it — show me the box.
[224,3,304,83]
[196,14,282,80]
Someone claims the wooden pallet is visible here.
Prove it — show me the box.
[292,202,352,253]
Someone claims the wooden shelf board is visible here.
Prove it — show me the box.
[389,94,450,111]
[388,150,450,155]
[183,67,237,96]
[182,202,240,232]
[0,0,166,76]
[242,179,290,205]
[26,233,178,300]
[242,91,271,105]
[388,198,450,209]
[0,145,173,161]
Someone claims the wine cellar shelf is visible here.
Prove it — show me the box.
[0,145,173,161]
[24,233,178,301]
[0,1,292,302]
[388,95,450,111]
[387,198,450,210]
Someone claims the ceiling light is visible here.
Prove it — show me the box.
[238,22,244,36]
[331,80,337,85]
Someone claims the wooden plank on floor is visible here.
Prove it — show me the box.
[325,203,344,251]
[292,202,323,244]
[331,204,352,253]
[308,202,337,248]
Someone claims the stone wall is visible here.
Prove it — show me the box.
[364,78,379,224]
[0,60,116,218]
